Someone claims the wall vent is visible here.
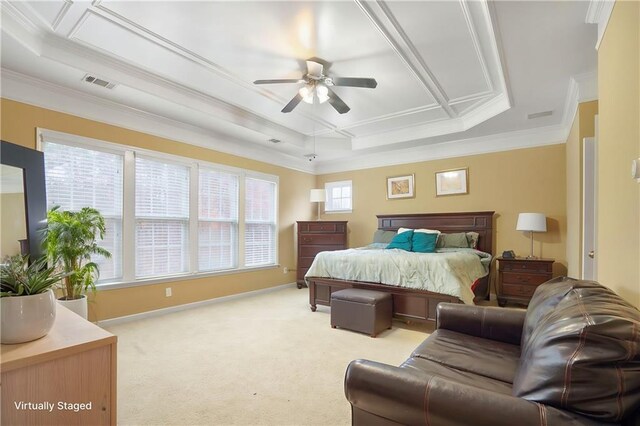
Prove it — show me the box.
[527,110,553,120]
[82,74,116,89]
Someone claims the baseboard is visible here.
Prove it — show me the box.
[97,282,297,327]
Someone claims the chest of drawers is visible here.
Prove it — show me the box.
[497,257,554,307]
[296,221,347,288]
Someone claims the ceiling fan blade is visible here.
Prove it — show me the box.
[254,79,303,85]
[327,88,350,114]
[281,93,303,113]
[331,77,378,89]
[306,60,324,78]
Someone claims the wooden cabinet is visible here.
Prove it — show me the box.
[497,257,554,307]
[296,221,347,288]
[1,305,117,425]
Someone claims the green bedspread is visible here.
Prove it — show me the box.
[305,246,491,305]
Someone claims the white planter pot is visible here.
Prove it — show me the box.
[57,295,88,319]
[1,289,57,344]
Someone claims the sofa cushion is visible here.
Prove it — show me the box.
[411,329,520,384]
[513,281,640,422]
[520,277,593,348]
[401,356,513,396]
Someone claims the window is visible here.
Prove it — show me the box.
[42,142,123,281]
[325,180,352,213]
[39,129,279,287]
[244,177,277,267]
[198,169,238,271]
[135,157,189,278]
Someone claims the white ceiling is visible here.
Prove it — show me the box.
[0,1,597,174]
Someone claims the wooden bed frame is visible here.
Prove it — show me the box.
[307,211,495,324]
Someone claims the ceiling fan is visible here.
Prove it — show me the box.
[253,59,377,114]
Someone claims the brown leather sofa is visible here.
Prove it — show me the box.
[345,277,640,425]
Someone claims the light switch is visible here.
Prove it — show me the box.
[633,158,640,181]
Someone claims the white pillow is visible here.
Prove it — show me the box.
[398,227,440,234]
[414,228,441,234]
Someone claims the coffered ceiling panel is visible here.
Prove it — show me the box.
[341,106,448,137]
[21,0,70,29]
[384,1,491,101]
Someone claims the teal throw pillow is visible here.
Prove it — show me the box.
[412,232,438,253]
[386,230,413,251]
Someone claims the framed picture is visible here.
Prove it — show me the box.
[386,174,415,199]
[435,168,468,196]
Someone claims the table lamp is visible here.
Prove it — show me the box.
[310,189,326,221]
[516,213,547,259]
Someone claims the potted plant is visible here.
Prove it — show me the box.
[1,255,66,344]
[43,206,111,319]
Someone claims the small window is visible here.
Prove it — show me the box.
[325,180,352,213]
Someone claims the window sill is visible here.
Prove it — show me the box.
[324,210,352,214]
[96,264,279,291]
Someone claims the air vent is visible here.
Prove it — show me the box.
[82,74,116,89]
[268,138,282,144]
[527,110,553,120]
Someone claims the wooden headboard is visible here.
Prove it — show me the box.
[377,211,495,255]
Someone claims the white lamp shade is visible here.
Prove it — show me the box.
[310,189,326,203]
[516,213,547,232]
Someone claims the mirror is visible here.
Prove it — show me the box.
[0,141,47,260]
[0,165,27,258]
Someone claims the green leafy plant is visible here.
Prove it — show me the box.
[43,206,111,300]
[0,255,66,297]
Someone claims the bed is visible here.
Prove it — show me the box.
[306,211,495,323]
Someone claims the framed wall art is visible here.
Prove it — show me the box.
[386,174,415,199]
[435,168,468,196]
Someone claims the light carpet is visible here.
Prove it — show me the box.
[103,285,434,426]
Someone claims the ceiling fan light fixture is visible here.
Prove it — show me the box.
[299,85,314,104]
[316,84,329,104]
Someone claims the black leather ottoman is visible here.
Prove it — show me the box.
[331,289,392,337]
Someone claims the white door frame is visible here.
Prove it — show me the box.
[581,118,598,280]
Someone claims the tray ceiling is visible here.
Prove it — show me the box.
[0,1,596,173]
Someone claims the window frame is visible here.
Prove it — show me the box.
[37,128,279,290]
[324,180,353,213]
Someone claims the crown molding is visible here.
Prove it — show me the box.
[315,124,567,174]
[585,0,615,50]
[2,67,590,177]
[561,71,598,135]
[1,69,315,174]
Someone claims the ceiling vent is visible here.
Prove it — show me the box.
[82,74,116,89]
[527,110,553,120]
[268,138,282,144]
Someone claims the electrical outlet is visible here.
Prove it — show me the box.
[283,267,289,274]
[165,287,172,297]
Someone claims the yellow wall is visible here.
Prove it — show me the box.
[317,144,568,283]
[0,99,316,320]
[596,0,640,307]
[565,101,598,277]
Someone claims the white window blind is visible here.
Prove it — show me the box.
[42,142,123,281]
[325,180,352,212]
[198,169,238,271]
[135,157,189,278]
[244,177,276,267]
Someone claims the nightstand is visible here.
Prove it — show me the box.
[497,257,554,307]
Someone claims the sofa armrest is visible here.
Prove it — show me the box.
[345,359,598,426]
[436,303,525,345]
